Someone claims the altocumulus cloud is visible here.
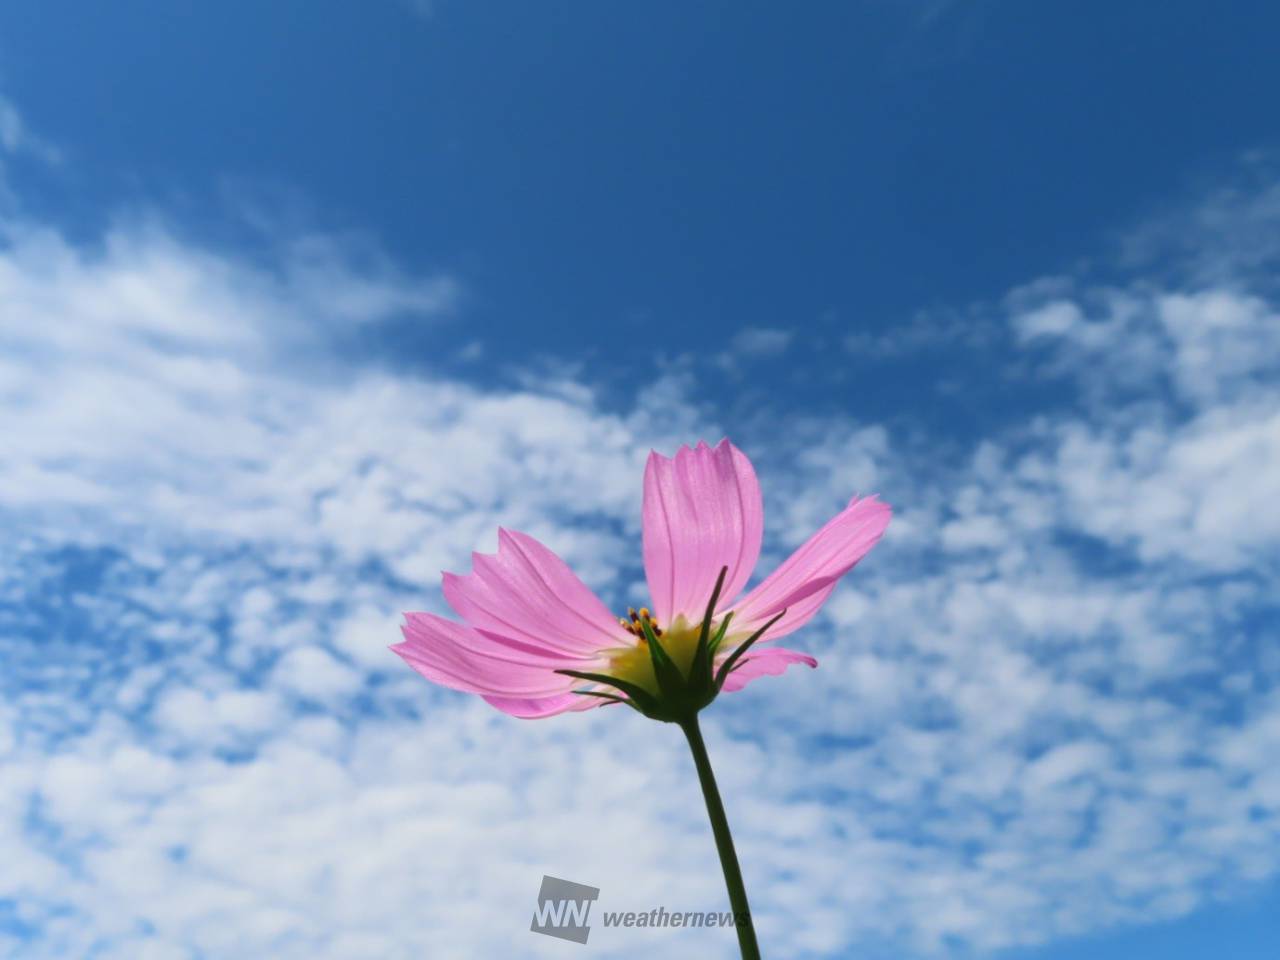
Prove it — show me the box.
[1,171,1280,959]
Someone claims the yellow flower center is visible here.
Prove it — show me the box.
[607,613,705,696]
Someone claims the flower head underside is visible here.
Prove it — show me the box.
[392,439,891,719]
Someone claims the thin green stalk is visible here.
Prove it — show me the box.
[680,715,761,960]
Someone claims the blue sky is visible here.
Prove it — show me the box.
[1,2,1279,957]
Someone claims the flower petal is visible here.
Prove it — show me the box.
[642,439,764,625]
[728,494,890,641]
[481,692,603,719]
[718,647,817,693]
[392,612,584,698]
[442,528,632,657]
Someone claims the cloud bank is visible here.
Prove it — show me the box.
[2,168,1279,958]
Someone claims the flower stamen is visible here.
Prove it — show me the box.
[619,606,663,639]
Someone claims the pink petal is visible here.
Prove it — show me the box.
[442,528,632,657]
[729,494,890,641]
[481,692,604,718]
[718,647,817,693]
[642,439,764,625]
[392,612,588,699]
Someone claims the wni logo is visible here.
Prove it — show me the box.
[530,875,601,944]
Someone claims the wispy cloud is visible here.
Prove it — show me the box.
[0,94,60,165]
[712,326,795,375]
[842,304,1001,359]
[730,326,794,356]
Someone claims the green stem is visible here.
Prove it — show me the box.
[680,715,762,960]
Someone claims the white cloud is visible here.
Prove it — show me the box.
[1015,299,1084,339]
[272,648,363,702]
[152,687,285,744]
[1005,282,1280,569]
[333,605,406,670]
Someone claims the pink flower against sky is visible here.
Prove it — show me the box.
[393,439,891,719]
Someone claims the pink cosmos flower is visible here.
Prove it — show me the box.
[392,439,891,720]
